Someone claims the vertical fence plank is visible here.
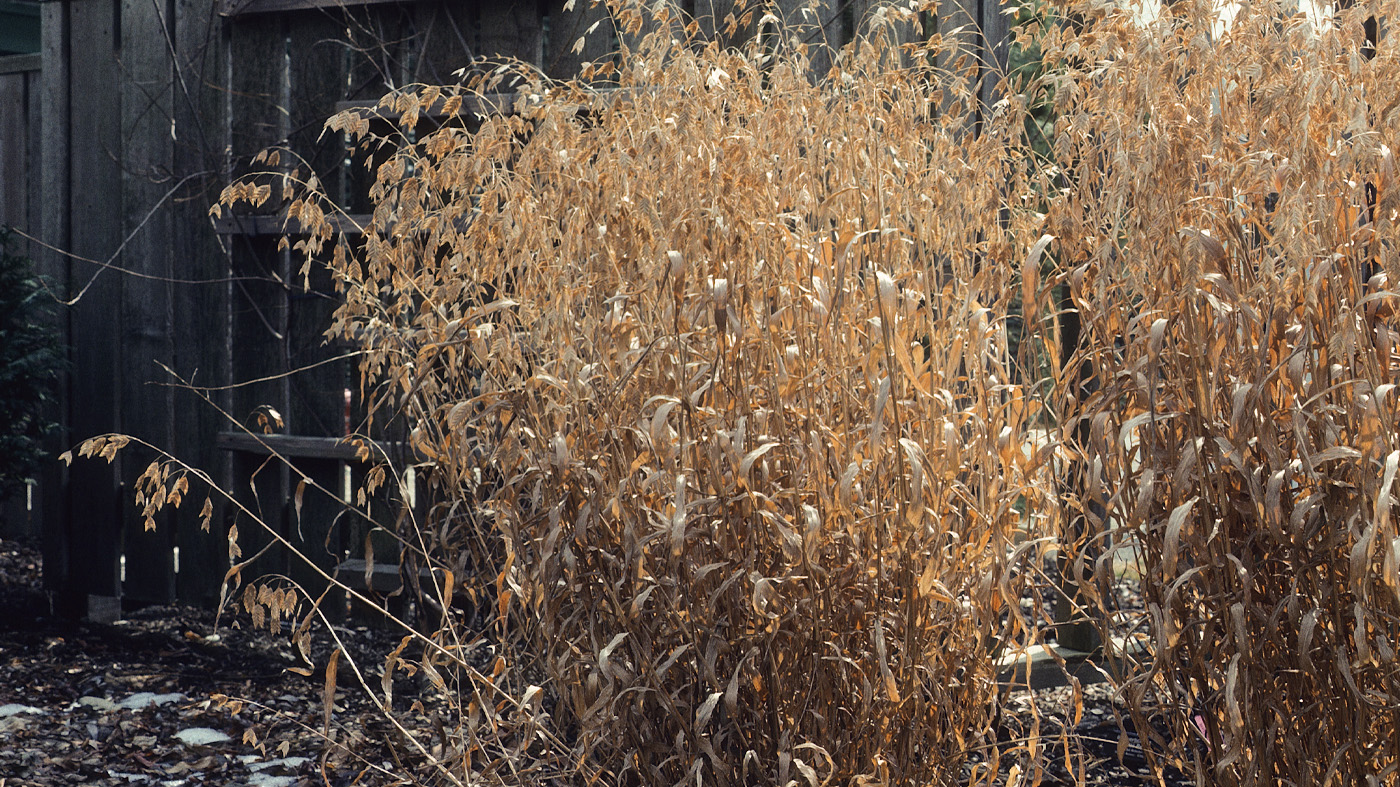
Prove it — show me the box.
[21,63,44,546]
[0,72,25,234]
[474,3,547,71]
[801,0,852,77]
[412,3,474,84]
[975,0,1008,118]
[937,0,978,112]
[118,0,179,607]
[331,6,417,621]
[39,0,74,613]
[360,5,412,88]
[562,0,616,77]
[228,14,294,594]
[56,0,126,621]
[283,11,355,600]
[26,68,39,262]
[172,0,235,609]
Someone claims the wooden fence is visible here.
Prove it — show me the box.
[22,0,1008,621]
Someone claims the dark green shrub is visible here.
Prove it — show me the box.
[0,227,61,501]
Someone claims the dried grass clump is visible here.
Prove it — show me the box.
[106,0,1400,781]
[1044,0,1400,781]
[300,2,1056,784]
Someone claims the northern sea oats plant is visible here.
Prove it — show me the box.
[275,2,1061,783]
[107,0,1400,783]
[1043,0,1400,781]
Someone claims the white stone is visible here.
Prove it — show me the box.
[0,703,43,717]
[248,756,309,773]
[75,696,120,712]
[173,727,232,746]
[119,692,185,710]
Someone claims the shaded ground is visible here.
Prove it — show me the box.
[0,538,1186,786]
[0,538,410,786]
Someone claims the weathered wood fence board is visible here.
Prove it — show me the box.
[54,0,126,619]
[170,0,234,611]
[0,56,40,248]
[36,0,73,604]
[118,0,180,607]
[225,10,296,607]
[21,0,1010,620]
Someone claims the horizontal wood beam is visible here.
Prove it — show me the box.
[211,212,370,236]
[332,86,627,122]
[334,92,530,121]
[996,635,1150,690]
[216,431,413,462]
[335,558,436,593]
[219,0,411,17]
[0,53,39,75]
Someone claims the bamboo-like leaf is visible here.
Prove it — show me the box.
[1162,497,1198,579]
[750,575,778,619]
[382,635,411,707]
[695,691,722,729]
[738,442,780,486]
[598,632,628,672]
[650,399,680,448]
[873,622,900,704]
[918,560,954,602]
[441,569,455,612]
[1224,654,1244,732]
[323,647,341,737]
[671,473,687,558]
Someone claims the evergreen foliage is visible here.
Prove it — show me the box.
[0,227,61,501]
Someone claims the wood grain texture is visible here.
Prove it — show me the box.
[212,212,371,235]
[285,12,357,596]
[0,53,40,75]
[473,2,546,72]
[118,0,179,606]
[38,0,74,613]
[216,431,412,461]
[172,0,235,608]
[60,0,125,619]
[0,72,27,234]
[24,67,39,265]
[411,2,474,85]
[976,0,1008,115]
[227,13,294,587]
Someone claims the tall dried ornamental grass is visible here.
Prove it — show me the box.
[263,2,1063,784]
[190,0,1400,783]
[1041,0,1400,781]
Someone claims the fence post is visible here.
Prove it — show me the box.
[1055,287,1103,653]
[45,0,126,622]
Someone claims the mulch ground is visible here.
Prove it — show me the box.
[0,538,1188,786]
[0,538,416,786]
